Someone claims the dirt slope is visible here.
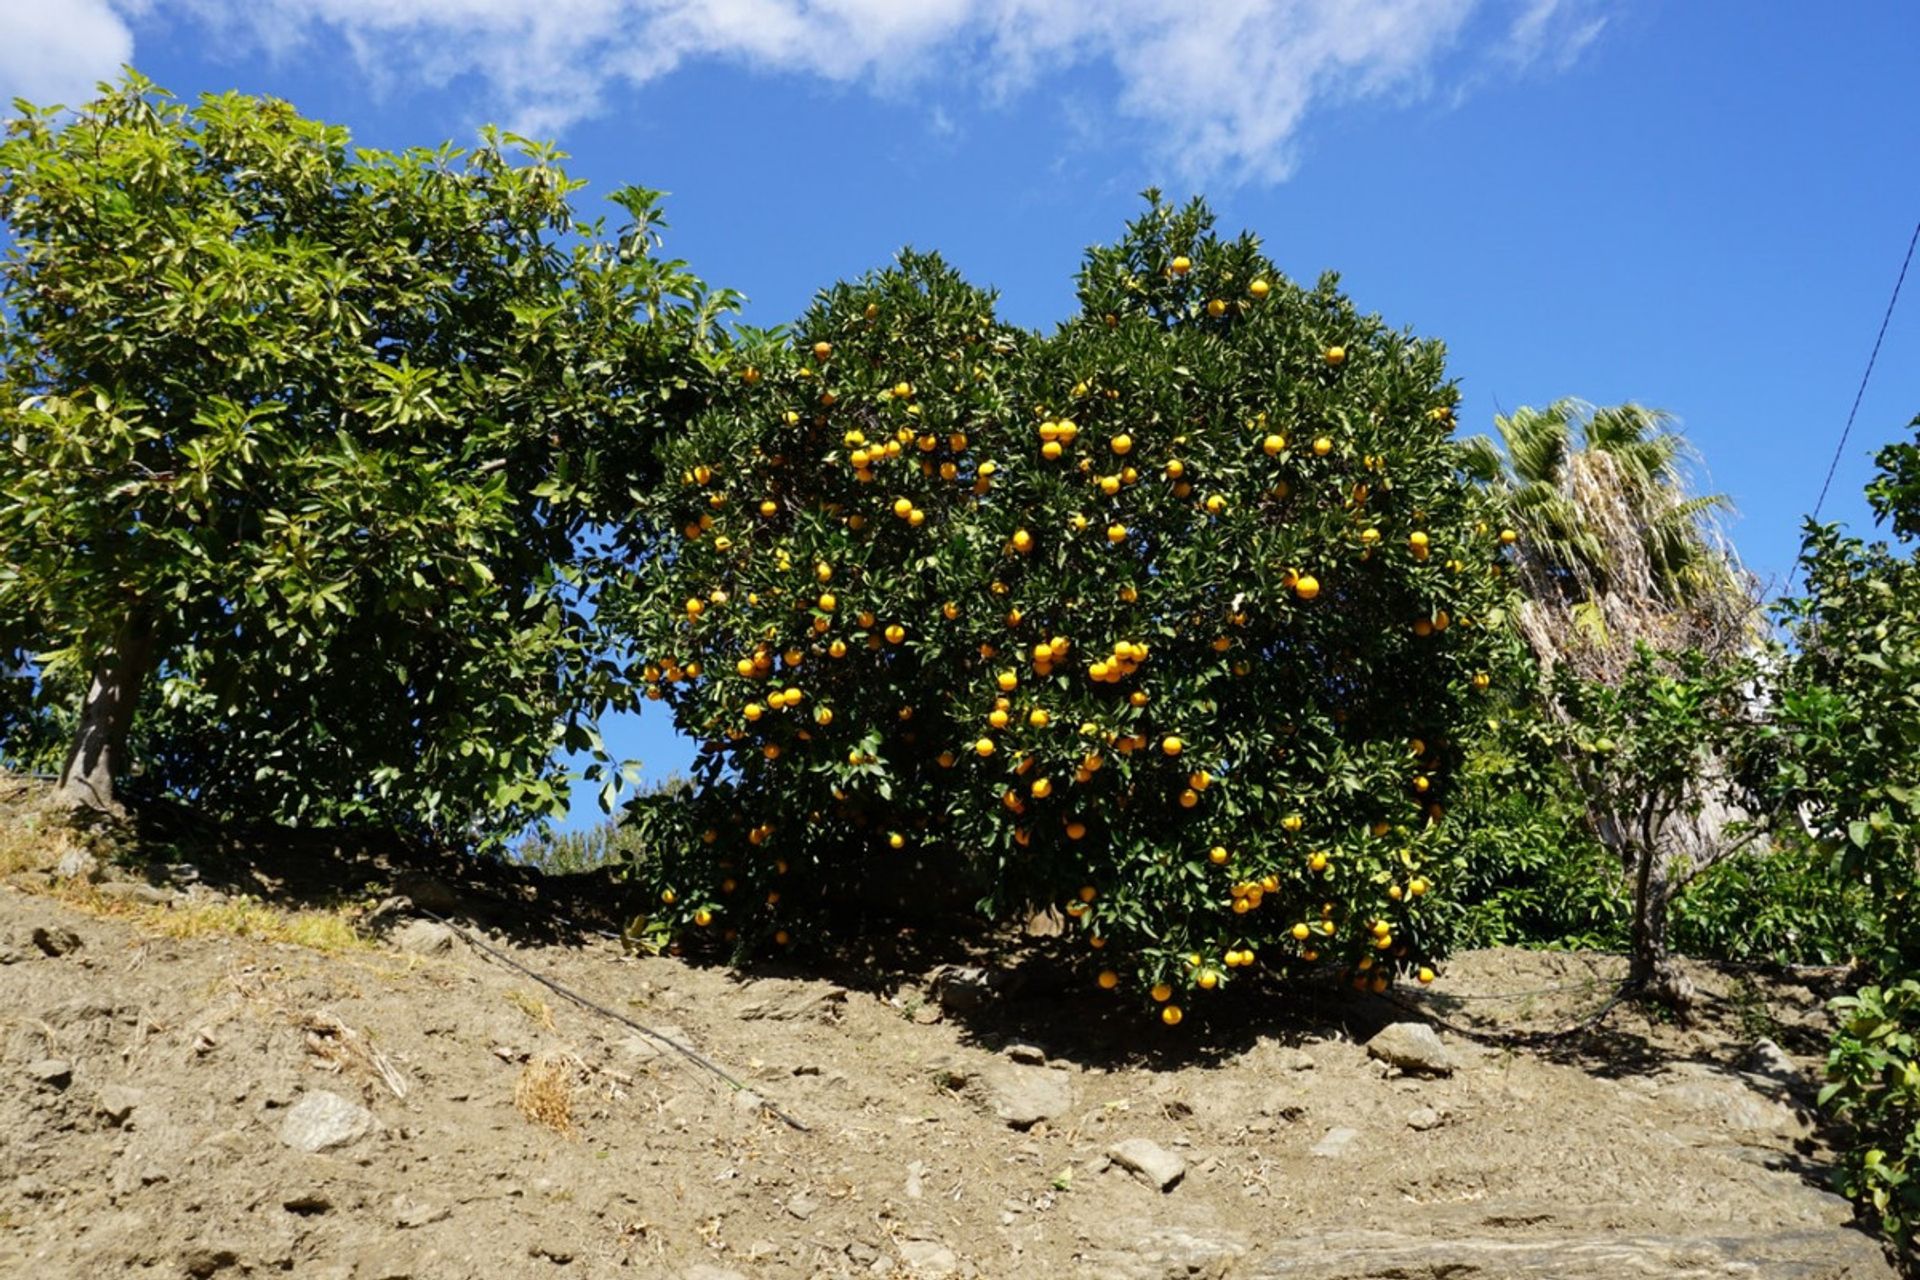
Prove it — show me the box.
[0,835,1900,1279]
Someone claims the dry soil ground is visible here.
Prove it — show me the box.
[0,784,1901,1279]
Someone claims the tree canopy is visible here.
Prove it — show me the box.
[0,73,727,841]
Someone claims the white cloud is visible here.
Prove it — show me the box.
[0,0,139,112]
[10,0,1608,182]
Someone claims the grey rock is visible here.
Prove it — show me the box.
[929,964,998,1013]
[95,881,173,907]
[1107,1138,1187,1192]
[905,1160,926,1199]
[96,1084,144,1126]
[1745,1038,1805,1097]
[390,919,457,956]
[1310,1127,1359,1158]
[1407,1106,1443,1132]
[619,1025,690,1064]
[0,934,25,965]
[898,1239,962,1278]
[180,1244,240,1277]
[278,1090,376,1153]
[351,1244,422,1280]
[1656,1076,1802,1135]
[26,1058,72,1089]
[1278,1047,1317,1072]
[738,982,848,1022]
[1004,1042,1047,1065]
[983,1064,1073,1130]
[1081,1228,1250,1280]
[54,848,100,881]
[1364,1022,1461,1076]
[785,1192,818,1220]
[393,1195,451,1228]
[31,925,82,956]
[1246,1226,1896,1279]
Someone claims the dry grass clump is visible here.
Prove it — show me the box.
[144,895,368,953]
[0,773,106,878]
[506,987,557,1030]
[515,1048,584,1136]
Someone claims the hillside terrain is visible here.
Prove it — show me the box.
[0,784,1898,1279]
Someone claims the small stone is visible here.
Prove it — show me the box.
[897,1239,961,1278]
[1108,1138,1187,1192]
[983,1064,1073,1130]
[930,964,997,1013]
[54,848,100,881]
[905,1160,926,1199]
[681,1267,752,1280]
[1407,1106,1443,1131]
[278,1090,376,1153]
[394,1195,451,1228]
[617,1025,689,1065]
[786,1192,818,1220]
[1310,1126,1359,1158]
[738,983,847,1022]
[180,1245,240,1277]
[26,1058,72,1089]
[391,920,457,956]
[1278,1047,1317,1072]
[96,1084,144,1126]
[31,925,82,957]
[1365,1022,1461,1076]
[1004,1042,1046,1065]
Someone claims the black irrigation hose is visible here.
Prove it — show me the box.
[1382,979,1636,1047]
[415,907,810,1133]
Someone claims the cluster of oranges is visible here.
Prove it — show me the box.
[617,209,1512,1022]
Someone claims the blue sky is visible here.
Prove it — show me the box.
[4,1,1916,829]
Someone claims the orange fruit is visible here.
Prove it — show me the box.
[1161,1004,1183,1026]
[1097,969,1119,990]
[1170,256,1191,275]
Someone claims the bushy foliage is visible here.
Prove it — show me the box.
[0,74,724,841]
[1780,414,1920,1245]
[1822,982,1920,1245]
[608,196,1513,1018]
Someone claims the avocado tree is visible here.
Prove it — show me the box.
[608,196,1512,1021]
[0,73,726,840]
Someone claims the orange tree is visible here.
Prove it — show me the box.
[608,196,1512,1023]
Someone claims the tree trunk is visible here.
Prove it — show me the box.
[1627,838,1695,1010]
[57,613,155,814]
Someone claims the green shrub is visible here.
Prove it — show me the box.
[1822,981,1920,1245]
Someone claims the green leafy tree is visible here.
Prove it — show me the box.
[1760,415,1920,1248]
[1461,400,1764,1002]
[0,73,726,840]
[607,196,1512,1022]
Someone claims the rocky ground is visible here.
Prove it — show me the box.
[0,785,1901,1278]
